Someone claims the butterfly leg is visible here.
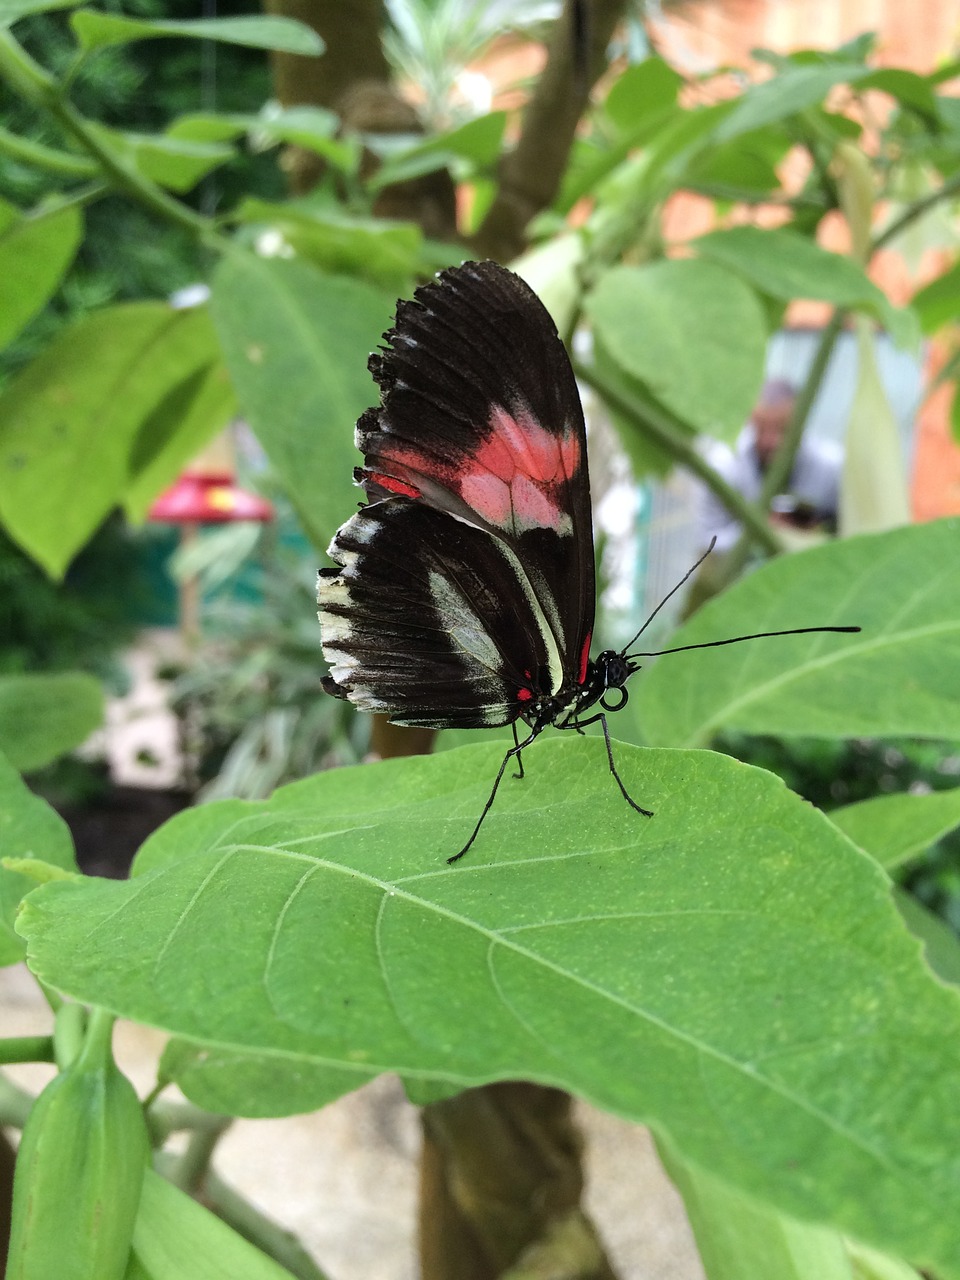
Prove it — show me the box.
[448,725,540,865]
[511,720,525,779]
[571,712,654,818]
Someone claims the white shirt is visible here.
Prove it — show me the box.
[697,427,842,552]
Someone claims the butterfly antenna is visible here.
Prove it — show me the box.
[620,537,718,654]
[627,625,861,661]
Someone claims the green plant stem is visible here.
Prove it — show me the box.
[203,1168,334,1280]
[77,1004,116,1066]
[717,309,845,588]
[167,1115,232,1193]
[574,358,784,556]
[0,1036,55,1066]
[0,124,98,177]
[46,97,214,239]
[0,28,221,246]
[36,978,62,1015]
[35,180,111,215]
[872,169,960,253]
[52,1000,86,1070]
[146,1097,232,1146]
[0,1073,36,1129]
[0,27,53,98]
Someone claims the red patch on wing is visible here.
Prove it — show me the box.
[459,406,580,532]
[367,471,421,499]
[578,633,592,685]
[517,687,533,702]
[371,403,580,534]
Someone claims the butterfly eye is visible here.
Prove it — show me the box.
[597,652,631,689]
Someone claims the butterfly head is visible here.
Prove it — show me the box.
[593,645,640,716]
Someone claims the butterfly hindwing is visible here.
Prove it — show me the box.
[354,261,595,684]
[319,499,561,728]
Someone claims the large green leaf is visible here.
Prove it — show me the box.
[17,739,960,1276]
[839,318,912,535]
[123,362,237,523]
[635,520,960,748]
[584,260,767,440]
[0,302,219,576]
[692,227,902,334]
[683,125,791,198]
[847,1239,927,1280]
[168,107,354,172]
[661,1135,927,1280]
[0,673,102,773]
[858,69,940,124]
[210,251,394,548]
[231,201,421,292]
[714,63,872,140]
[830,789,960,873]
[370,111,507,188]
[0,752,75,965]
[87,125,234,193]
[0,198,82,349]
[603,57,682,132]
[70,10,324,55]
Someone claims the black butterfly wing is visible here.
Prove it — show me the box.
[354,260,595,690]
[318,261,595,728]
[319,499,559,728]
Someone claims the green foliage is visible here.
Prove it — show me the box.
[69,10,325,56]
[0,196,81,347]
[0,301,223,575]
[16,736,960,1276]
[0,750,75,965]
[210,252,395,547]
[130,1167,295,1279]
[0,517,143,680]
[585,259,768,440]
[0,673,102,771]
[4,13,960,1280]
[657,1134,896,1280]
[168,513,364,801]
[832,787,960,873]
[636,521,960,746]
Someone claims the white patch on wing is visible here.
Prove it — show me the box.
[322,645,357,687]
[428,570,502,671]
[493,543,565,694]
[318,612,352,643]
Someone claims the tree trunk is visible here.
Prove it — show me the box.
[472,0,629,261]
[263,0,457,236]
[420,1084,618,1280]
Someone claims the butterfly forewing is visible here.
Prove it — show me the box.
[356,261,594,683]
[319,261,596,727]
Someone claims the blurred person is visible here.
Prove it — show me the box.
[696,378,842,553]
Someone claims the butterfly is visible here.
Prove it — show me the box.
[318,261,859,862]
